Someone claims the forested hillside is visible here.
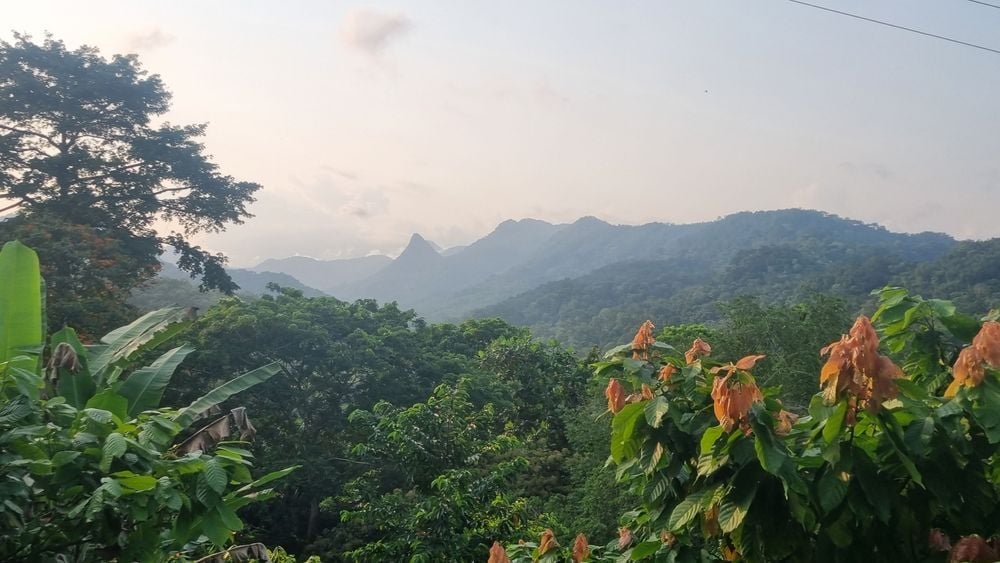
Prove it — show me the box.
[476,232,999,349]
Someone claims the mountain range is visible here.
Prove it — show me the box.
[133,209,1000,348]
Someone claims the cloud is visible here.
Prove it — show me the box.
[339,9,411,55]
[125,28,175,52]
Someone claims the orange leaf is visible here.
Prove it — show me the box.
[488,541,511,563]
[685,338,712,364]
[538,529,558,555]
[605,379,625,414]
[572,533,590,562]
[618,527,633,550]
[735,354,766,370]
[973,321,1000,367]
[658,364,677,383]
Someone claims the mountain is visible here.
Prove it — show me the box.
[429,210,951,321]
[331,219,565,312]
[252,255,391,292]
[132,262,327,312]
[473,210,961,348]
[332,233,445,305]
[157,261,324,297]
[252,210,963,338]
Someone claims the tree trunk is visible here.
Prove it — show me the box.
[306,497,320,541]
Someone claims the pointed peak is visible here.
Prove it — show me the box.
[396,232,442,262]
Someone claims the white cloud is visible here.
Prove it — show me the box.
[338,9,411,56]
[125,28,175,52]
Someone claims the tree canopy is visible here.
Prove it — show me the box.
[0,34,259,295]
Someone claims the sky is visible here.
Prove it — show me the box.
[5,1,1000,266]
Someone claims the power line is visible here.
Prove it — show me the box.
[785,0,1000,56]
[965,0,1000,10]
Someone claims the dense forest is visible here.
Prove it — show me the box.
[3,35,1000,563]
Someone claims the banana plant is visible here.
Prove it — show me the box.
[0,241,297,562]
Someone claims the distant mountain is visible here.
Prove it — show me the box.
[331,219,565,313]
[158,261,324,297]
[133,262,327,311]
[250,210,964,341]
[473,210,961,348]
[332,233,445,305]
[252,255,390,292]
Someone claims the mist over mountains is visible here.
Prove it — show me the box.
[133,208,1000,348]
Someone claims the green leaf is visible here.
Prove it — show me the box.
[823,400,849,444]
[0,396,34,424]
[118,345,194,417]
[700,425,725,455]
[227,465,300,499]
[610,402,647,464]
[854,451,891,524]
[603,343,632,358]
[644,396,669,428]
[719,466,760,532]
[717,499,747,534]
[85,390,128,421]
[83,408,113,424]
[667,490,706,530]
[174,363,282,429]
[90,308,189,382]
[630,541,661,560]
[623,358,647,372]
[115,473,158,492]
[926,299,956,318]
[876,411,923,487]
[903,416,935,457]
[873,287,908,314]
[200,507,231,547]
[203,458,228,494]
[8,367,42,401]
[754,433,786,475]
[0,241,43,372]
[818,469,850,513]
[101,432,127,471]
[215,502,243,531]
[51,451,81,467]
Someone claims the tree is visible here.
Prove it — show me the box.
[0,33,259,296]
[340,381,544,562]
[0,242,294,561]
[560,288,1000,562]
[0,211,158,338]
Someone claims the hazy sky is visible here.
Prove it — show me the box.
[6,1,1000,266]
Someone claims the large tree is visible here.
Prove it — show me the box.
[0,33,259,301]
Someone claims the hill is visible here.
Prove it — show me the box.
[252,254,390,292]
[129,262,326,311]
[245,209,974,348]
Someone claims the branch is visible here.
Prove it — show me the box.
[0,124,58,146]
[69,162,145,186]
[0,199,26,213]
[151,186,192,196]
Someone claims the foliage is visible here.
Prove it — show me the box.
[340,381,544,562]
[473,211,988,351]
[710,295,851,410]
[581,289,1000,562]
[0,242,291,561]
[0,211,158,338]
[172,290,535,557]
[0,33,260,299]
